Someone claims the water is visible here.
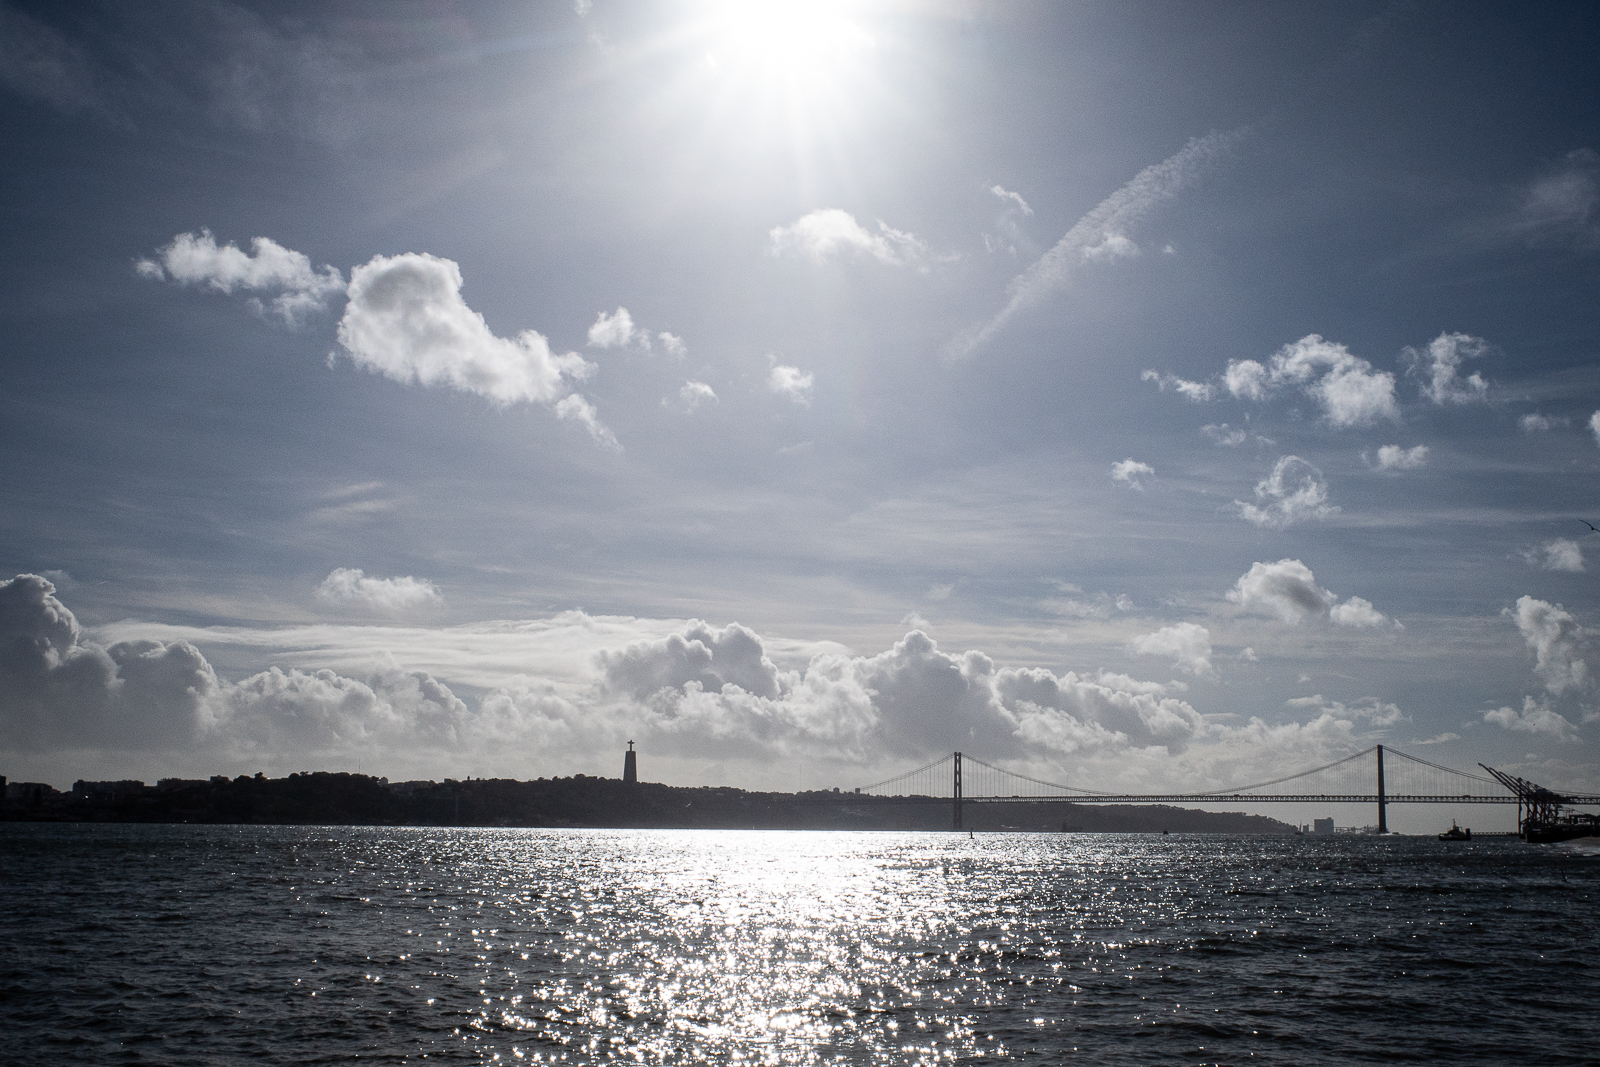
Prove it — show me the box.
[2,826,1596,1065]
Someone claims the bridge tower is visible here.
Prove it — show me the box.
[953,751,963,831]
[1376,744,1387,834]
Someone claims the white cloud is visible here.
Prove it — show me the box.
[554,394,621,449]
[1140,370,1212,401]
[1523,538,1585,573]
[1110,458,1154,490]
[1590,410,1600,446]
[336,253,609,438]
[950,130,1242,357]
[1201,424,1245,446]
[1228,335,1398,427]
[769,209,929,268]
[587,306,637,348]
[1484,697,1581,743]
[315,568,441,611]
[1233,456,1338,529]
[1329,597,1386,628]
[1128,623,1215,678]
[663,380,717,414]
[1520,413,1566,433]
[1370,444,1429,472]
[1509,595,1589,695]
[768,362,814,406]
[137,230,345,323]
[1410,732,1461,746]
[1403,332,1490,405]
[989,185,1033,214]
[1287,694,1403,728]
[658,332,687,358]
[1228,559,1387,627]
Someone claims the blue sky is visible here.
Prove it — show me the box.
[2,1,1598,824]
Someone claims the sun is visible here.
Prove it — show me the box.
[700,0,875,91]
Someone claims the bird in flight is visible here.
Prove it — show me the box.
[1582,520,1599,532]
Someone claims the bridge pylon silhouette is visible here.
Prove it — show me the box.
[857,745,1600,833]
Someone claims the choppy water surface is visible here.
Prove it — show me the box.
[2,826,1596,1065]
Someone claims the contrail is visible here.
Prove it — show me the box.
[946,129,1245,360]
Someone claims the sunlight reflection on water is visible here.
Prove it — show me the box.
[2,826,1597,1065]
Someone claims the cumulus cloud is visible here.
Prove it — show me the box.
[1484,697,1581,742]
[1227,335,1398,427]
[1369,444,1429,472]
[1110,458,1154,490]
[1287,694,1403,728]
[658,332,687,358]
[1128,623,1215,678]
[1140,370,1212,401]
[336,253,610,439]
[768,362,814,406]
[989,185,1033,214]
[1403,332,1490,405]
[950,130,1242,357]
[663,380,717,414]
[1233,457,1338,529]
[0,574,218,752]
[137,230,345,323]
[587,306,637,348]
[1509,595,1589,695]
[315,568,441,611]
[1228,559,1387,627]
[1522,539,1585,573]
[769,209,929,268]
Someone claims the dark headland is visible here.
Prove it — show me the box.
[3,772,1294,833]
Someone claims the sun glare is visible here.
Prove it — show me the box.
[702,0,875,86]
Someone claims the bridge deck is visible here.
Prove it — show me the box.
[877,794,1520,804]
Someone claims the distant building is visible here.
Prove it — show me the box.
[73,780,146,801]
[1313,817,1335,834]
[7,782,59,807]
[623,741,637,783]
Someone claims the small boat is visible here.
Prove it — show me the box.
[1437,821,1471,841]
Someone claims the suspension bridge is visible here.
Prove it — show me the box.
[855,745,1600,836]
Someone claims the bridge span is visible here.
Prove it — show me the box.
[856,746,1600,834]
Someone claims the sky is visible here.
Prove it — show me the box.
[2,0,1598,828]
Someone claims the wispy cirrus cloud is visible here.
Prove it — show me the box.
[949,129,1243,358]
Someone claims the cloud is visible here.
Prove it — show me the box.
[554,394,621,449]
[1522,539,1585,573]
[0,574,218,752]
[1591,410,1600,446]
[1110,458,1154,490]
[1410,732,1461,746]
[1509,149,1599,245]
[989,185,1033,214]
[1520,413,1566,433]
[1232,457,1338,529]
[1227,335,1398,427]
[1403,332,1490,405]
[587,306,637,348]
[1228,559,1387,627]
[658,332,687,358]
[768,362,814,406]
[1484,697,1581,743]
[336,253,610,439]
[1509,595,1589,694]
[137,230,345,323]
[1287,694,1403,728]
[950,130,1242,357]
[1128,623,1215,678]
[315,569,441,611]
[663,380,717,414]
[769,209,929,268]
[1369,444,1429,472]
[0,4,105,115]
[1140,370,1213,401]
